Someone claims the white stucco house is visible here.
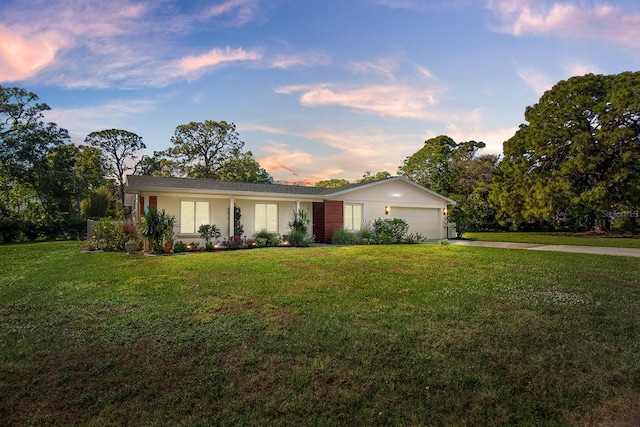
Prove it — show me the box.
[124,175,455,244]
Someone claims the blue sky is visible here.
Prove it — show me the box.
[2,0,639,183]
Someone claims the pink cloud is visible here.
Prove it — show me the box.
[178,46,261,74]
[0,25,68,81]
[276,83,444,120]
[270,52,332,69]
[203,0,259,25]
[487,0,640,48]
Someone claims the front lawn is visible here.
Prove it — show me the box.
[1,241,638,426]
[464,231,640,248]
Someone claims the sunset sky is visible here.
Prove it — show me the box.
[2,0,639,183]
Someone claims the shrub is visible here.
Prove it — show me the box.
[120,221,139,243]
[254,229,281,247]
[221,235,249,250]
[403,233,427,244]
[0,216,20,244]
[138,208,176,253]
[286,209,314,247]
[370,218,409,244]
[332,228,359,245]
[173,241,187,253]
[288,209,310,235]
[198,224,221,245]
[90,218,126,251]
[285,230,314,247]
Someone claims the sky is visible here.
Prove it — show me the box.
[1,0,639,184]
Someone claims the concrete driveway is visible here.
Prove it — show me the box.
[447,240,640,258]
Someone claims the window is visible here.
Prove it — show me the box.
[255,203,278,233]
[344,204,362,231]
[180,201,209,234]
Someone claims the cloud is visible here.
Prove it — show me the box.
[564,60,603,77]
[245,123,416,181]
[516,65,554,95]
[445,108,518,156]
[373,0,474,12]
[258,142,314,174]
[0,0,265,86]
[270,52,332,69]
[202,0,259,25]
[0,0,159,82]
[486,0,640,48]
[349,58,398,81]
[44,99,157,142]
[276,83,444,120]
[0,25,68,81]
[176,46,262,75]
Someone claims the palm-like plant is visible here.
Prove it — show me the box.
[139,207,176,253]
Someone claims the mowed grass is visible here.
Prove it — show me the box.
[464,231,640,248]
[1,242,639,426]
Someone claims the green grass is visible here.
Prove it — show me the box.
[464,231,640,248]
[1,241,639,426]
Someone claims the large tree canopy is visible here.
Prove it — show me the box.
[0,86,69,178]
[398,136,486,196]
[491,72,640,231]
[399,135,498,235]
[216,151,273,183]
[162,120,245,179]
[84,129,146,206]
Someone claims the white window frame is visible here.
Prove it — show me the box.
[344,204,363,231]
[180,200,209,234]
[255,203,278,233]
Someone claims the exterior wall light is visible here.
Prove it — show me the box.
[385,206,390,215]
[443,207,448,216]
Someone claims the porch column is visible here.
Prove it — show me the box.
[296,200,300,211]
[229,198,235,237]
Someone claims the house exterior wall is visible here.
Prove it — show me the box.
[313,200,344,243]
[330,180,450,240]
[137,193,313,246]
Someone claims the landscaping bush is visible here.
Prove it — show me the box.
[89,218,126,251]
[198,224,221,247]
[370,218,409,244]
[138,207,176,253]
[286,209,314,247]
[0,216,20,244]
[331,228,359,244]
[254,229,280,247]
[221,235,250,250]
[285,229,314,247]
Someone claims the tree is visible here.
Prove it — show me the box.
[162,120,244,178]
[399,136,498,235]
[138,151,181,177]
[42,145,109,218]
[316,178,350,188]
[1,86,71,241]
[491,72,640,231]
[358,171,392,184]
[216,151,273,183]
[1,86,69,179]
[84,129,146,207]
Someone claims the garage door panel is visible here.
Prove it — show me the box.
[391,208,441,239]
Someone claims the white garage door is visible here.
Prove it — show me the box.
[391,207,442,240]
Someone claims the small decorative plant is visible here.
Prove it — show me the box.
[221,235,249,250]
[198,224,221,247]
[173,241,187,253]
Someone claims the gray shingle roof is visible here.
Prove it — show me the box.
[124,175,455,204]
[125,175,335,196]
